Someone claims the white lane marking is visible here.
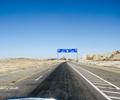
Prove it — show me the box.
[102,90,120,94]
[15,64,59,84]
[35,67,55,82]
[0,86,19,90]
[69,64,112,100]
[93,81,105,83]
[94,83,109,86]
[9,86,19,90]
[93,81,107,83]
[13,98,56,100]
[35,75,43,81]
[97,86,115,89]
[109,96,120,100]
[48,69,51,72]
[71,63,120,90]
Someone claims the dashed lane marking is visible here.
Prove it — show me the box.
[102,90,120,94]
[0,86,19,90]
[35,75,43,81]
[69,63,112,100]
[109,96,120,100]
[94,83,110,86]
[79,67,119,90]
[97,86,116,90]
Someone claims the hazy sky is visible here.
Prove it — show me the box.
[0,0,120,58]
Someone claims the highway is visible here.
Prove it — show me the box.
[28,62,97,100]
[0,62,120,100]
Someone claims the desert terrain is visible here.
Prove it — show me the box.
[80,50,120,73]
[0,58,62,91]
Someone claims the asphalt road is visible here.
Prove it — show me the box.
[1,62,120,100]
[75,62,120,88]
[28,62,97,100]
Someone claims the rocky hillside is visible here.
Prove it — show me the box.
[86,51,120,61]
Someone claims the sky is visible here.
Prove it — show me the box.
[0,0,120,58]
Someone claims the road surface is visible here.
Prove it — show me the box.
[0,62,120,100]
[28,62,97,100]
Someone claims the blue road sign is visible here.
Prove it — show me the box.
[57,49,77,53]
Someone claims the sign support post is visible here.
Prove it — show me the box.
[76,51,79,62]
[57,52,59,61]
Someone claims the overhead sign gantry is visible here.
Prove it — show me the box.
[57,48,78,61]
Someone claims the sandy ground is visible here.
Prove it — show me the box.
[0,59,59,74]
[0,59,63,90]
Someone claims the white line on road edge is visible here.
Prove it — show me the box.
[35,75,43,81]
[75,63,120,90]
[15,63,59,84]
[0,86,19,90]
[102,90,120,94]
[8,98,57,100]
[93,83,109,86]
[93,81,107,83]
[109,96,120,100]
[69,64,112,100]
[97,86,115,89]
[9,86,19,90]
[34,64,59,82]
